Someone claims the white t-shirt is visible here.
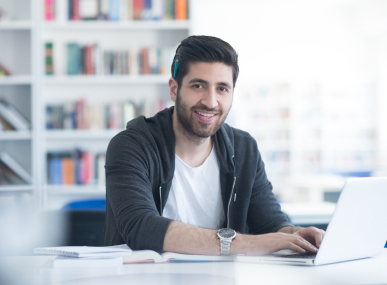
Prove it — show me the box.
[162,145,225,229]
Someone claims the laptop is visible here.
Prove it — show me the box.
[236,177,387,266]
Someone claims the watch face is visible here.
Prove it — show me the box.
[218,228,236,238]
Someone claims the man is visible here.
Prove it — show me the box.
[103,35,325,256]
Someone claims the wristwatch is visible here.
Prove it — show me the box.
[217,228,236,256]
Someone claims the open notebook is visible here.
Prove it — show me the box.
[123,250,233,263]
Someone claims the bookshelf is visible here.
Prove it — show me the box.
[0,0,38,200]
[38,0,191,210]
[0,0,190,209]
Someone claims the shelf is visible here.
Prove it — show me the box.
[45,130,121,140]
[0,21,32,30]
[0,131,32,140]
[45,185,106,195]
[0,185,34,193]
[43,75,170,85]
[43,20,190,31]
[0,76,32,85]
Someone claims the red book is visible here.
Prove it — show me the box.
[175,0,187,20]
[81,152,90,184]
[85,45,94,75]
[72,0,82,20]
[133,0,143,20]
[45,0,55,21]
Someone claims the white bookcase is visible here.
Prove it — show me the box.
[0,0,39,201]
[39,2,191,210]
[0,0,190,209]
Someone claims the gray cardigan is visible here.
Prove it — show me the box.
[103,106,292,253]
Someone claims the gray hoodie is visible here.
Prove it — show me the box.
[103,106,292,253]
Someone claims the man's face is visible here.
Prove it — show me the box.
[172,62,234,139]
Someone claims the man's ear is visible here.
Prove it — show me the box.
[169,77,178,102]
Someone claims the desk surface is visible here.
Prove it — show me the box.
[2,249,387,285]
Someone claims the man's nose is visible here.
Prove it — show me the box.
[201,88,218,109]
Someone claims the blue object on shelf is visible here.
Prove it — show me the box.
[385,241,387,248]
[335,171,372,177]
[63,199,106,210]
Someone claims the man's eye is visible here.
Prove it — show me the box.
[219,87,228,92]
[193,84,202,88]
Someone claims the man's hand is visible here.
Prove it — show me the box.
[293,227,326,248]
[235,232,318,256]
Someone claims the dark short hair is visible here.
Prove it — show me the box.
[171,35,239,88]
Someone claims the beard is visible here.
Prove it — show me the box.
[175,88,231,140]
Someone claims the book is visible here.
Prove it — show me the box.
[133,0,143,20]
[51,256,123,268]
[44,0,55,21]
[108,0,120,20]
[47,150,102,186]
[175,0,187,20]
[34,246,133,258]
[164,0,174,20]
[0,62,11,76]
[79,0,99,19]
[72,0,82,20]
[0,152,32,184]
[0,160,26,185]
[45,42,54,75]
[0,100,30,130]
[0,115,15,130]
[123,250,234,264]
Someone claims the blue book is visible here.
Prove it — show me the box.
[108,0,120,21]
[74,149,83,185]
[68,0,73,20]
[46,105,53,130]
[50,156,63,185]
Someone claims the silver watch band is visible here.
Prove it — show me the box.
[220,239,232,256]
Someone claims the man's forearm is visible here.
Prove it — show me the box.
[163,221,220,255]
[163,221,248,255]
[163,222,316,256]
[277,226,303,234]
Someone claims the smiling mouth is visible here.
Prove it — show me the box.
[195,111,217,118]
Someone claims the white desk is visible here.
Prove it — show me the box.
[2,249,387,285]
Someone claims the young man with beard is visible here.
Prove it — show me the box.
[103,36,325,256]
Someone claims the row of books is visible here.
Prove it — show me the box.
[44,42,175,75]
[0,152,32,185]
[46,98,167,130]
[47,150,105,185]
[0,100,30,131]
[44,0,188,21]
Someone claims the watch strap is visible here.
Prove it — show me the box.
[220,239,232,256]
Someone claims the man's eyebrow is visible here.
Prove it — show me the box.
[218,82,232,89]
[188,78,232,89]
[188,78,208,85]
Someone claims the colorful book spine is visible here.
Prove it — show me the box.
[164,0,174,20]
[132,0,143,20]
[45,97,168,131]
[67,0,186,21]
[175,0,187,20]
[108,0,120,20]
[45,0,55,21]
[47,150,104,186]
[45,42,54,75]
[72,0,82,20]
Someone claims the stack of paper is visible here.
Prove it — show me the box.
[34,245,132,268]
